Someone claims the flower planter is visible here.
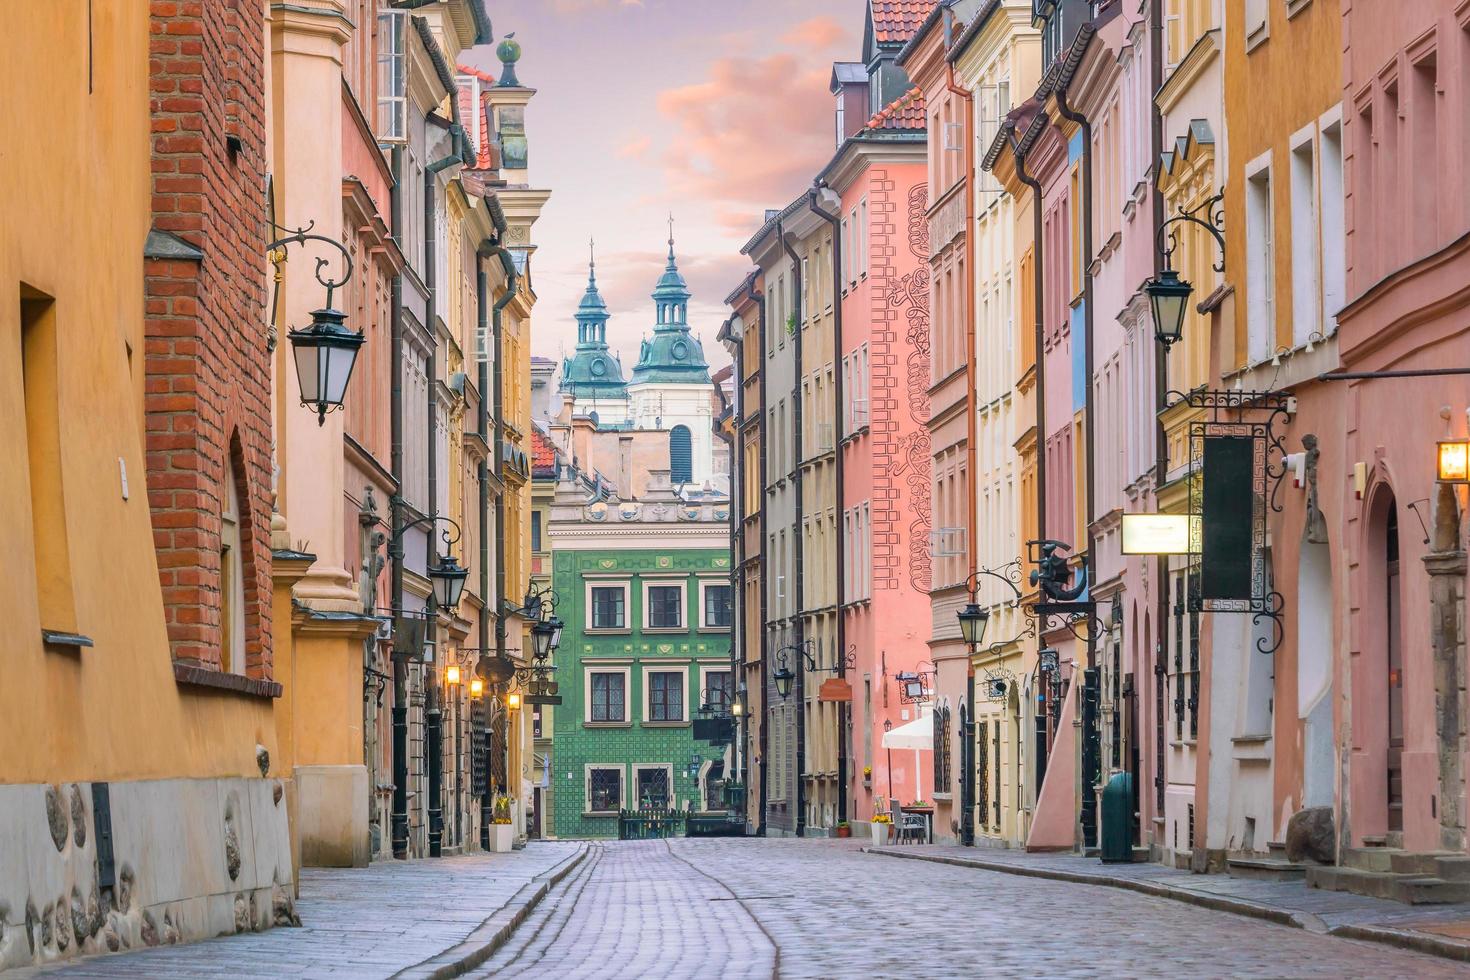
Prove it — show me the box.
[488,824,514,853]
[836,825,851,838]
[871,822,889,847]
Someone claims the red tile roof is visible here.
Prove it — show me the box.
[532,425,558,476]
[865,87,926,131]
[871,1,939,45]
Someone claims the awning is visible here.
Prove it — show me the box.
[882,707,933,750]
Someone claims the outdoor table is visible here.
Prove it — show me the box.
[901,805,935,844]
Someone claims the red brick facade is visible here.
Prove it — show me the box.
[145,0,273,675]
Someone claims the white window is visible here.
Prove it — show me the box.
[1245,0,1269,51]
[376,10,407,143]
[586,580,630,631]
[585,666,631,724]
[835,92,845,147]
[220,460,245,674]
[699,579,733,629]
[642,579,687,631]
[859,198,869,277]
[1288,131,1319,348]
[848,209,859,284]
[1320,114,1345,335]
[1245,155,1275,365]
[585,764,624,813]
[642,665,689,723]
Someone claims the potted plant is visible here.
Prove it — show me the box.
[488,795,514,852]
[870,812,892,847]
[835,820,851,839]
[862,765,873,786]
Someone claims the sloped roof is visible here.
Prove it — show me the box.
[531,425,559,477]
[871,1,939,45]
[865,86,926,131]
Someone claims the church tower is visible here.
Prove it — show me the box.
[558,242,629,424]
[628,220,717,487]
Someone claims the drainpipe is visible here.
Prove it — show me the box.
[778,218,806,838]
[489,241,520,771]
[753,284,769,837]
[475,239,495,844]
[389,144,410,861]
[1011,129,1048,546]
[424,124,465,859]
[945,10,978,845]
[1150,0,1169,847]
[719,319,746,799]
[807,184,847,826]
[1056,77,1100,853]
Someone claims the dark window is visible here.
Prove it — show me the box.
[591,586,625,629]
[705,670,733,710]
[670,425,692,484]
[636,768,670,809]
[703,583,732,628]
[531,510,542,553]
[933,705,952,796]
[590,672,625,722]
[648,671,684,722]
[647,585,683,629]
[589,767,621,812]
[977,719,990,829]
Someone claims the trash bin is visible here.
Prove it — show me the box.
[1100,771,1134,863]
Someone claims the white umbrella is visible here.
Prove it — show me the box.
[882,707,933,802]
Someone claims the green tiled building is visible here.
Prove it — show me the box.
[548,470,733,839]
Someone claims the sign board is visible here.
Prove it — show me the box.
[1121,514,1192,555]
[1201,434,1258,601]
[818,677,854,703]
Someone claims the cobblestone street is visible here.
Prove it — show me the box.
[26,839,1470,978]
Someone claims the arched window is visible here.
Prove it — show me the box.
[669,425,692,484]
[221,452,246,674]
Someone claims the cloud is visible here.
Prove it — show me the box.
[656,53,837,227]
[779,16,848,50]
[616,134,652,159]
[547,0,643,14]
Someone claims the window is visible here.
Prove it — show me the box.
[589,584,627,629]
[587,766,622,813]
[590,671,626,722]
[835,92,845,146]
[1320,116,1345,333]
[531,510,543,553]
[220,455,245,674]
[1288,133,1319,348]
[669,425,692,484]
[858,198,869,277]
[635,765,672,809]
[21,288,78,637]
[376,10,407,143]
[703,669,733,710]
[701,582,733,629]
[1246,156,1275,364]
[645,582,684,629]
[933,704,952,795]
[647,671,685,722]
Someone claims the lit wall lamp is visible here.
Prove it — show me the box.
[470,677,484,697]
[1437,439,1470,484]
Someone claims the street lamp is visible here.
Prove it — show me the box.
[267,222,364,425]
[530,617,556,659]
[772,656,796,699]
[1438,440,1470,483]
[1145,268,1192,351]
[445,662,461,686]
[956,602,990,649]
[507,692,522,710]
[470,677,484,697]
[429,551,469,610]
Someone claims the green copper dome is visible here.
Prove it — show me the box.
[630,227,710,385]
[560,243,629,400]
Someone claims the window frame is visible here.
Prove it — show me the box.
[585,579,631,633]
[584,665,631,726]
[375,9,408,144]
[632,763,676,810]
[698,579,733,631]
[700,665,734,711]
[642,579,687,632]
[585,764,625,815]
[642,664,690,725]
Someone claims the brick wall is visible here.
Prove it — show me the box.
[145,0,273,674]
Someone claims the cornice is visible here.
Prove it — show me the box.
[1155,29,1220,117]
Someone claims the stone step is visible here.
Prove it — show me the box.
[1389,850,1457,875]
[1227,855,1309,881]
[1434,856,1470,882]
[1308,865,1470,904]
[1267,840,1287,857]
[1342,847,1396,872]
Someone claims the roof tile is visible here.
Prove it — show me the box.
[871,1,939,45]
[864,86,927,131]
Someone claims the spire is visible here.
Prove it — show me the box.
[588,236,596,286]
[667,213,676,265]
[632,217,708,386]
[562,229,628,402]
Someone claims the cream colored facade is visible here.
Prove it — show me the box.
[954,1,1041,850]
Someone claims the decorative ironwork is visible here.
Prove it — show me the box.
[932,704,952,793]
[267,220,355,308]
[1157,192,1226,274]
[894,660,935,704]
[976,719,990,831]
[981,666,1019,702]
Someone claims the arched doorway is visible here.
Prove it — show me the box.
[1353,485,1403,841]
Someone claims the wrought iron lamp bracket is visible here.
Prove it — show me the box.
[1157,192,1226,274]
[266,220,355,310]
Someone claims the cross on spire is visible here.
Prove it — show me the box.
[588,236,596,283]
[667,213,675,263]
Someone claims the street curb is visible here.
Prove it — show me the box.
[1328,923,1470,963]
[863,847,1470,963]
[392,843,591,980]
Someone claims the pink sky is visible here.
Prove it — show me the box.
[462,0,858,373]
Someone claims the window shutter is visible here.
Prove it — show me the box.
[669,425,693,484]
